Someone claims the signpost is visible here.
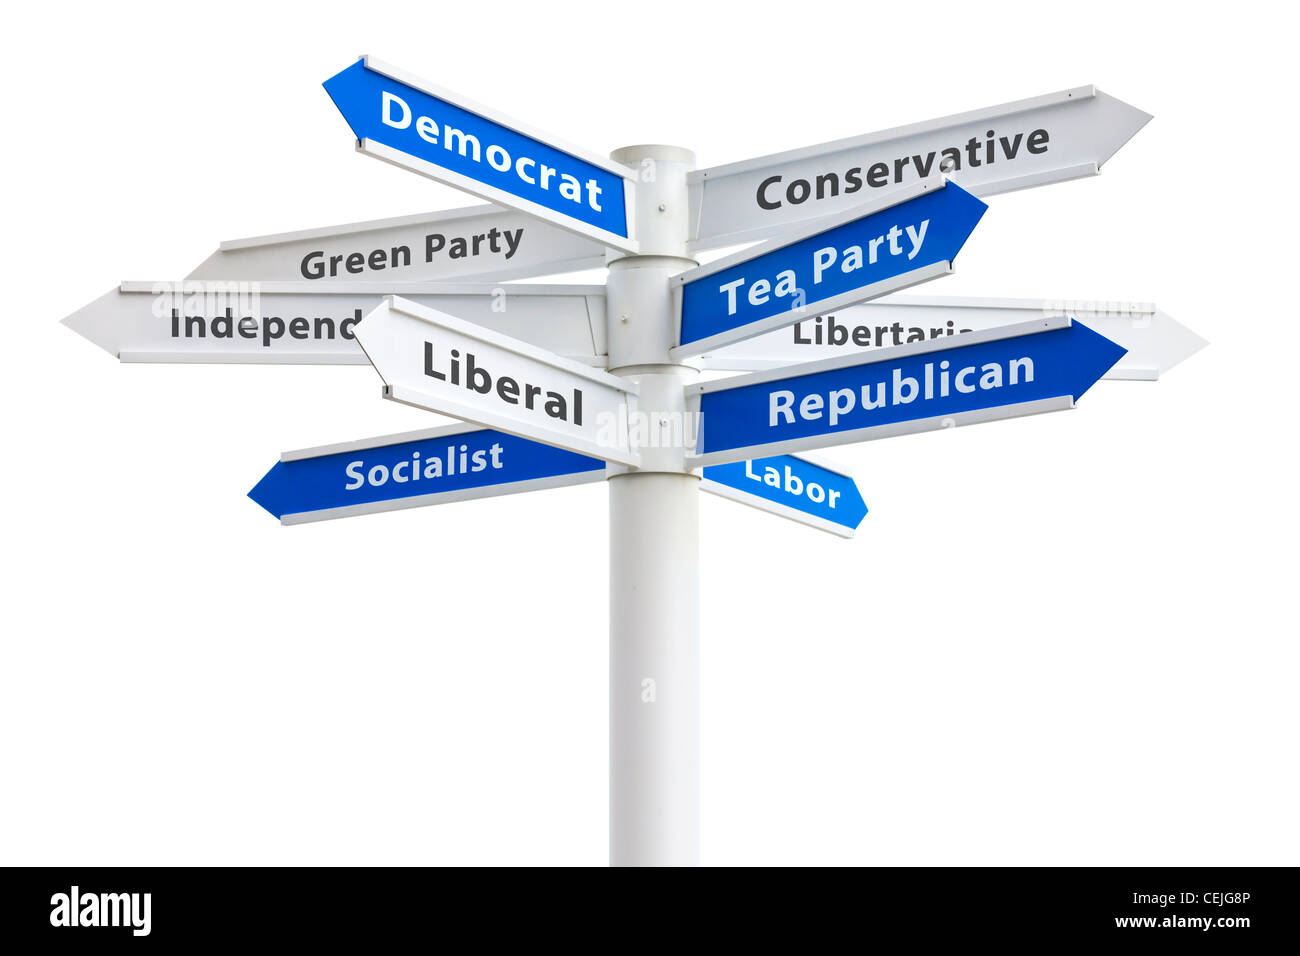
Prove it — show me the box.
[62,59,1196,868]
[688,85,1152,250]
[249,422,607,524]
[324,56,638,253]
[672,177,986,357]
[354,295,642,466]
[700,294,1207,381]
[188,203,608,284]
[687,316,1127,467]
[701,453,866,538]
[62,282,607,365]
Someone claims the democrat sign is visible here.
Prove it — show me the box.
[249,422,607,525]
[672,178,986,358]
[687,316,1127,466]
[324,57,637,253]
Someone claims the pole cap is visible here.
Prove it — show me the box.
[610,144,696,166]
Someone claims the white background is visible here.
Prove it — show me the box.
[2,0,1295,866]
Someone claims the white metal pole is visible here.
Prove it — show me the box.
[605,145,701,866]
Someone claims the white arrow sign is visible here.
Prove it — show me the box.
[187,203,607,285]
[355,295,641,466]
[689,85,1151,250]
[62,282,607,365]
[700,294,1207,380]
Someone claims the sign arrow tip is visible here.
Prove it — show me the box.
[1068,318,1129,400]
[1094,90,1154,168]
[322,58,369,143]
[845,484,869,532]
[1155,309,1208,376]
[938,180,990,262]
[248,462,289,520]
[61,287,122,358]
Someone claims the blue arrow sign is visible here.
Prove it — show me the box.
[672,178,987,357]
[250,423,605,524]
[323,57,635,251]
[701,454,867,537]
[687,316,1126,466]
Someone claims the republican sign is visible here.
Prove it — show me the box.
[324,57,637,252]
[687,316,1127,466]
